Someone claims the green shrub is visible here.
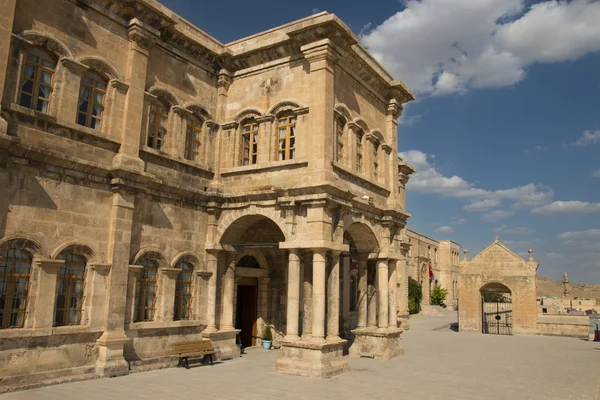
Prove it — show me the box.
[263,324,273,341]
[431,285,448,308]
[408,277,422,314]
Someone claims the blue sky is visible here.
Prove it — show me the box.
[159,0,600,283]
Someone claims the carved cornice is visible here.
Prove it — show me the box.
[109,79,129,94]
[60,58,87,74]
[221,121,239,131]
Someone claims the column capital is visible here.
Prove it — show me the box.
[160,267,181,278]
[128,18,159,53]
[301,39,345,67]
[90,263,111,275]
[34,259,64,273]
[387,99,403,119]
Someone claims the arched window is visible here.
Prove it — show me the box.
[372,141,379,179]
[0,248,32,329]
[18,47,57,113]
[54,251,86,326]
[356,131,364,173]
[277,113,296,161]
[174,261,194,321]
[134,258,158,322]
[77,70,107,130]
[185,117,202,162]
[241,120,258,166]
[147,99,169,151]
[335,117,344,163]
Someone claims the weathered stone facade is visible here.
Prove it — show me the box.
[406,229,461,309]
[0,0,416,389]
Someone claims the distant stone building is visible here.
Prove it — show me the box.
[405,229,461,309]
[0,0,417,389]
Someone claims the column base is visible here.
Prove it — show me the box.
[202,329,241,359]
[398,313,410,330]
[349,327,404,360]
[276,338,349,378]
[95,330,131,377]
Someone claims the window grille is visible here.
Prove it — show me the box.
[77,71,107,130]
[54,252,86,326]
[0,249,32,329]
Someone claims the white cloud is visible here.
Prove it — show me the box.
[493,225,535,235]
[360,0,600,96]
[568,129,600,147]
[451,216,466,225]
[434,225,455,235]
[464,198,500,212]
[481,210,515,222]
[593,169,600,178]
[531,201,600,215]
[556,229,600,240]
[399,150,553,209]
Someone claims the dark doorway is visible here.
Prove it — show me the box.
[235,284,258,347]
[480,283,513,335]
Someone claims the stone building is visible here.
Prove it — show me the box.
[406,229,461,309]
[0,0,416,389]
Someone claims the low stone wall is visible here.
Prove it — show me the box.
[536,315,590,338]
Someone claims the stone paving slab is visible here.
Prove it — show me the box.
[2,314,599,400]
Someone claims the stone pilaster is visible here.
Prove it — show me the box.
[55,58,87,124]
[95,187,135,378]
[112,18,157,173]
[285,249,301,341]
[357,257,368,328]
[88,264,111,330]
[0,0,16,134]
[219,252,236,331]
[157,267,180,322]
[301,254,313,340]
[386,99,403,209]
[31,259,64,329]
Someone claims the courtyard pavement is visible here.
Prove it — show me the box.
[3,313,599,400]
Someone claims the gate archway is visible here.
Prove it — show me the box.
[480,282,512,335]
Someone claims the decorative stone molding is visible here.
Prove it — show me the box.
[90,263,111,275]
[195,270,213,279]
[109,79,129,94]
[60,58,87,74]
[220,121,239,131]
[34,258,65,272]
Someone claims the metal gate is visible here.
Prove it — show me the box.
[482,301,512,335]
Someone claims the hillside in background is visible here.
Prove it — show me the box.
[536,276,600,300]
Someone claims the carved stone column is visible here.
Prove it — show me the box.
[367,262,377,328]
[357,257,368,329]
[285,249,301,341]
[301,253,313,340]
[204,250,220,333]
[311,249,327,342]
[220,252,237,331]
[388,259,398,328]
[327,251,341,341]
[377,259,389,329]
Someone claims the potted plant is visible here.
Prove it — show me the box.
[236,333,243,355]
[262,325,273,350]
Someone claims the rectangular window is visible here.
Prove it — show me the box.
[134,260,158,322]
[77,71,107,130]
[277,115,296,161]
[185,118,202,162]
[241,122,259,166]
[18,48,57,113]
[148,101,169,151]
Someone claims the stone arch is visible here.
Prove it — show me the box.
[170,251,203,269]
[183,102,214,121]
[132,247,169,268]
[51,241,99,264]
[216,210,288,245]
[18,30,72,59]
[0,235,46,258]
[352,117,370,132]
[78,56,122,81]
[235,249,268,270]
[369,129,386,145]
[147,86,180,107]
[268,100,302,116]
[344,222,380,253]
[234,107,264,123]
[480,281,512,295]
[334,103,353,122]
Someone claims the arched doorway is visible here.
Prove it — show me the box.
[219,215,286,348]
[480,282,512,335]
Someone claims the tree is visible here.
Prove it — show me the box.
[482,292,509,303]
[431,285,448,308]
[408,277,422,314]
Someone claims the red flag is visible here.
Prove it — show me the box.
[428,261,434,279]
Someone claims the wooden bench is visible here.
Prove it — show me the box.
[173,341,216,369]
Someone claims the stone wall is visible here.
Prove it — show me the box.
[536,315,591,338]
